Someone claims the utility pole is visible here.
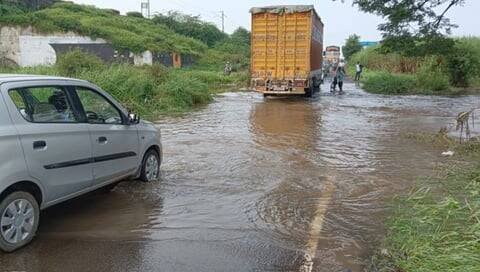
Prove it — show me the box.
[220,11,225,33]
[141,0,151,19]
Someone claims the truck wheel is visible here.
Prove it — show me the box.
[0,191,40,252]
[305,78,314,97]
[140,149,160,182]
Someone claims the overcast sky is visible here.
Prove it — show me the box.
[72,0,480,47]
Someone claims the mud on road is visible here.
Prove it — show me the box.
[1,83,478,272]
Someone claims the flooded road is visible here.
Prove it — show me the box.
[1,82,479,271]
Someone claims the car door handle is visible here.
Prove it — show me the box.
[33,140,46,150]
[98,136,108,144]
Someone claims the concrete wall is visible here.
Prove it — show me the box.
[0,26,195,68]
[133,51,153,66]
[1,26,107,67]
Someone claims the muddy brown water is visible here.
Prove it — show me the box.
[1,82,479,272]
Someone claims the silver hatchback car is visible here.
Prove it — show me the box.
[0,74,162,252]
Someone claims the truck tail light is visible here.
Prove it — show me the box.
[255,80,266,86]
[294,80,305,87]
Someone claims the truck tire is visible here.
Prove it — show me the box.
[305,79,313,97]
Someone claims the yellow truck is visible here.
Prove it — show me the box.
[250,5,324,97]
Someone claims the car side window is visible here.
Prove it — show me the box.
[9,87,78,123]
[76,87,123,125]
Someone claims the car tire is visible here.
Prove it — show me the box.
[0,191,40,252]
[140,149,160,182]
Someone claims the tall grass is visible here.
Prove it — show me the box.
[1,52,247,119]
[372,145,480,271]
[351,38,480,94]
[361,71,417,94]
[350,46,423,74]
[416,56,450,92]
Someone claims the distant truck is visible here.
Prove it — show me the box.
[325,46,341,67]
[250,5,324,97]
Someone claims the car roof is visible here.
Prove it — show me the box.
[0,74,89,85]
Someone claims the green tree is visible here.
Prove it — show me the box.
[342,34,362,60]
[126,11,143,18]
[230,27,250,46]
[152,11,227,47]
[337,0,466,55]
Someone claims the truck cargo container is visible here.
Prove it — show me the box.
[250,5,324,97]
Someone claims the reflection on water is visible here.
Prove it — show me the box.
[0,183,162,271]
[250,99,319,150]
[1,84,478,271]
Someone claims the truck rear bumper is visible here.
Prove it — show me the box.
[251,78,308,95]
[255,88,307,95]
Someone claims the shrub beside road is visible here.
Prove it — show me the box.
[1,51,248,119]
[370,135,480,272]
[349,37,480,95]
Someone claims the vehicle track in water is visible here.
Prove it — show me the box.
[1,82,478,271]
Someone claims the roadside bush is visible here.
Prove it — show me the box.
[446,38,480,87]
[152,11,227,47]
[157,73,211,112]
[373,158,480,272]
[126,11,143,18]
[177,70,243,88]
[362,71,416,94]
[56,50,104,76]
[144,64,169,84]
[2,62,248,118]
[416,57,450,92]
[349,46,422,74]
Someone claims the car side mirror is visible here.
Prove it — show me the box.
[128,113,140,125]
[86,111,99,121]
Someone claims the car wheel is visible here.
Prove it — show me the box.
[0,191,40,252]
[140,149,160,182]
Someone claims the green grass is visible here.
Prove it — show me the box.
[358,69,478,96]
[361,70,417,95]
[0,57,247,119]
[0,2,251,78]
[0,1,207,55]
[371,140,480,272]
[350,37,480,95]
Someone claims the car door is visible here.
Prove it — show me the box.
[74,86,140,186]
[3,82,94,204]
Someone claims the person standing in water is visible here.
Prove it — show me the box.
[336,65,346,93]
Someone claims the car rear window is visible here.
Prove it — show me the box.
[9,86,79,123]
